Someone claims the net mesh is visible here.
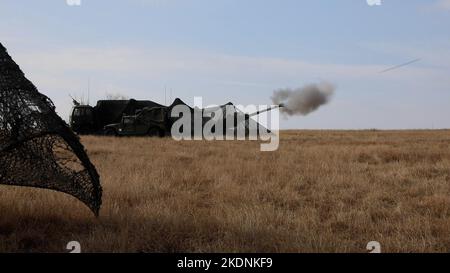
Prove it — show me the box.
[0,43,102,216]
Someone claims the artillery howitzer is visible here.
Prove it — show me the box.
[102,103,284,138]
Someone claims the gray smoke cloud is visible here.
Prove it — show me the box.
[271,82,335,116]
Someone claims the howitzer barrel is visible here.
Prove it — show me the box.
[248,104,284,118]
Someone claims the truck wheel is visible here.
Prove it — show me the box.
[104,129,117,136]
[148,127,163,137]
[77,126,90,135]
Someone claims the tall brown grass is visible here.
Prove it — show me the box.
[1,130,450,253]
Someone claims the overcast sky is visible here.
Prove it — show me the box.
[1,0,449,129]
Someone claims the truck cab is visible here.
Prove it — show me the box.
[70,105,95,134]
[103,107,168,137]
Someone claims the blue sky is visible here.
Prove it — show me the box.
[1,0,449,129]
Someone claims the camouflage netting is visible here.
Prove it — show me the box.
[0,43,102,216]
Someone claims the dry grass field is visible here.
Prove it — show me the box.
[1,130,450,253]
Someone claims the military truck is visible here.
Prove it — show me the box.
[103,106,169,137]
[70,99,163,134]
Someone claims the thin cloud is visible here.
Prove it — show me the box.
[9,45,450,123]
[436,0,450,10]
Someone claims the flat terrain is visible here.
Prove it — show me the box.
[1,130,450,253]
